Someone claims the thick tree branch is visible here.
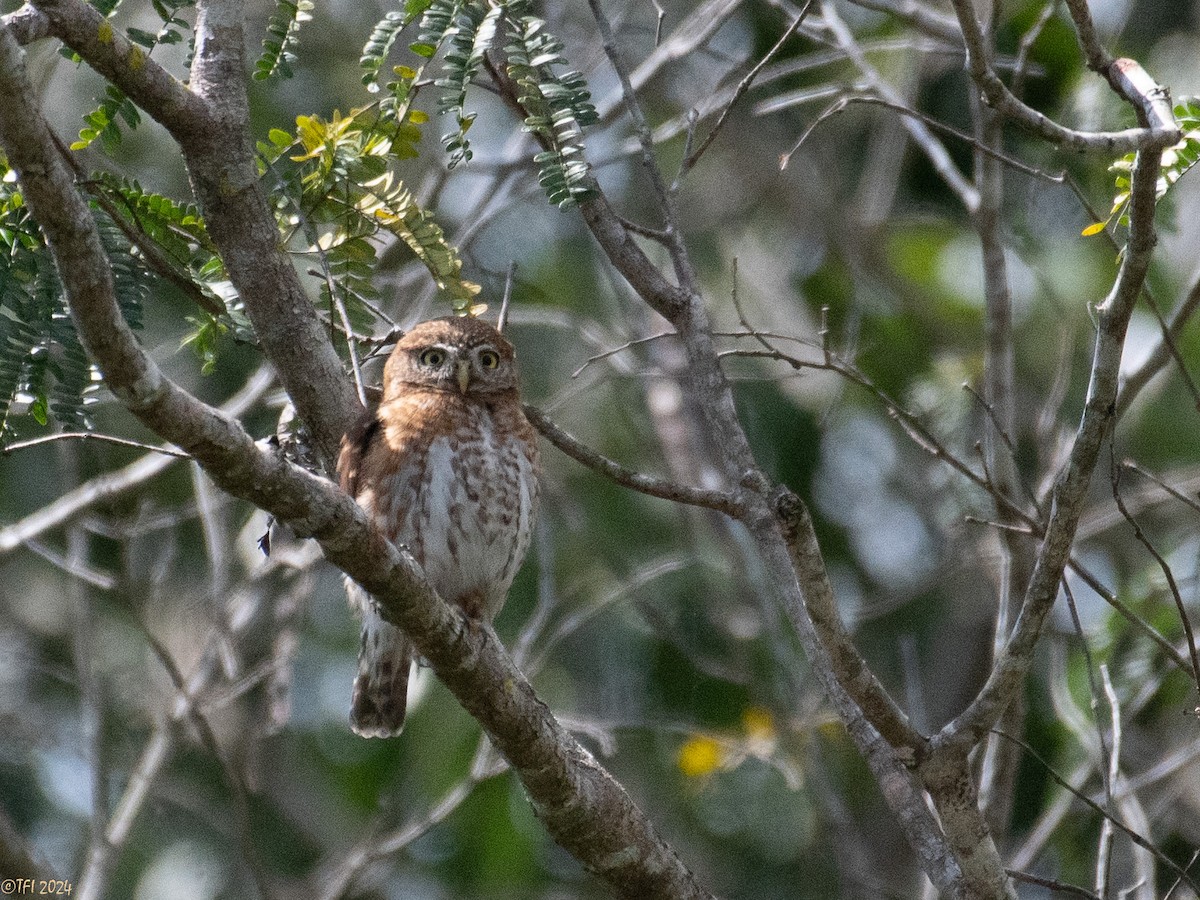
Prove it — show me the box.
[773,490,924,752]
[29,0,208,135]
[32,0,361,467]
[920,749,1017,900]
[0,24,714,900]
[947,0,1179,152]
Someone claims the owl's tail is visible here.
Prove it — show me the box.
[350,606,412,738]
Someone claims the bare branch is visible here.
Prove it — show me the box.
[933,61,1174,752]
[525,404,744,516]
[1094,665,1120,898]
[1006,869,1101,900]
[29,0,209,135]
[1112,462,1200,698]
[774,490,925,752]
[1,4,49,45]
[593,0,746,121]
[677,0,815,182]
[820,0,979,210]
[1062,0,1111,72]
[844,0,962,44]
[587,0,696,293]
[0,27,715,899]
[946,0,1180,153]
[0,366,274,556]
[1117,269,1200,416]
[993,730,1200,894]
[2,431,190,458]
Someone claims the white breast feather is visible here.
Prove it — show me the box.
[368,413,534,620]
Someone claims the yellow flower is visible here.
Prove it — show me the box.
[677,735,725,778]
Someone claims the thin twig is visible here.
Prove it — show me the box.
[1111,459,1200,697]
[1060,579,1111,784]
[2,431,191,458]
[0,366,274,556]
[1011,2,1057,99]
[497,260,517,334]
[571,330,678,379]
[821,0,978,209]
[318,736,506,899]
[587,0,697,292]
[963,382,1043,515]
[676,0,814,183]
[992,729,1200,895]
[776,92,1067,186]
[525,404,745,517]
[1094,664,1120,898]
[1006,869,1101,900]
[1121,460,1200,517]
[649,0,665,47]
[1164,849,1200,900]
[1117,269,1200,416]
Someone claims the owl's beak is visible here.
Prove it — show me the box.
[456,358,471,394]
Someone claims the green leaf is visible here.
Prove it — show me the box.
[254,0,314,81]
[28,395,47,426]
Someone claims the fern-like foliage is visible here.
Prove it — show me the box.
[92,174,244,374]
[71,85,142,154]
[370,0,598,204]
[130,0,196,50]
[0,179,151,437]
[362,11,409,90]
[434,2,502,166]
[275,108,481,315]
[70,0,196,152]
[502,2,598,207]
[0,0,602,417]
[254,0,315,81]
[1086,96,1200,235]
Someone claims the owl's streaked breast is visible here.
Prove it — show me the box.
[365,395,539,620]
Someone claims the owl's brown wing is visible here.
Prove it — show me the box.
[337,409,382,497]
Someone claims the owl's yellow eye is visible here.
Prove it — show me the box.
[419,347,447,367]
[478,349,500,370]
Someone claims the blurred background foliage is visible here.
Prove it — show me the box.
[1,0,1200,897]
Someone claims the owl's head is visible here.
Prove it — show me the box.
[382,316,520,399]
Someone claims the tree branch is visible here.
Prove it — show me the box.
[29,0,208,135]
[946,0,1179,152]
[933,68,1173,753]
[0,24,715,899]
[0,4,50,44]
[0,366,272,556]
[525,404,746,516]
[773,489,924,752]
[551,17,972,892]
[33,0,362,467]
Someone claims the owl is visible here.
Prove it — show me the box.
[336,316,541,737]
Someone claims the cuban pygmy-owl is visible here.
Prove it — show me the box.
[336,316,541,737]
